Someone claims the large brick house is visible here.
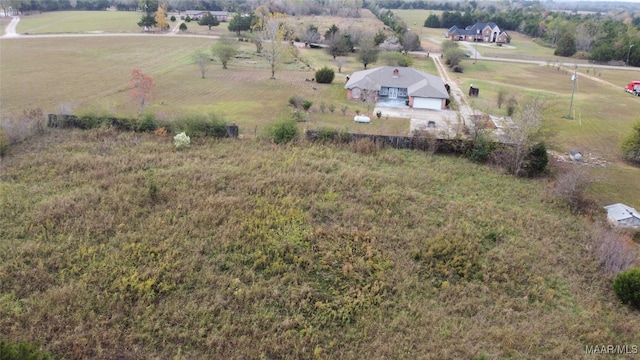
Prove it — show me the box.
[344,66,449,110]
[446,22,509,44]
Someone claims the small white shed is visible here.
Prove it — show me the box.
[603,203,640,229]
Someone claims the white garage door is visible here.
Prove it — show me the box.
[412,97,441,110]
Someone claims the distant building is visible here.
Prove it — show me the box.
[344,66,449,110]
[603,203,640,229]
[446,22,509,44]
[184,10,228,22]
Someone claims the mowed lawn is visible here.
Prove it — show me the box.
[15,11,142,34]
[0,36,407,135]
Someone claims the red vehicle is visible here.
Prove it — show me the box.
[625,81,640,96]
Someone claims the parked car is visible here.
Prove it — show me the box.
[354,115,371,123]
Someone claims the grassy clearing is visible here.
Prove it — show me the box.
[16,11,141,34]
[1,130,638,359]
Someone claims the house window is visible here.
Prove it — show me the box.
[352,88,361,99]
[379,87,389,96]
[398,88,408,97]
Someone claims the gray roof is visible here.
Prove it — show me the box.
[448,22,507,37]
[185,10,228,16]
[604,203,640,221]
[345,66,449,99]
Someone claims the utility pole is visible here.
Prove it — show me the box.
[627,44,634,67]
[566,64,578,119]
[474,29,480,64]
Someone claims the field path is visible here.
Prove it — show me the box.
[2,16,20,37]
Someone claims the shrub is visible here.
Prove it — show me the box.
[523,142,548,177]
[316,127,339,142]
[552,167,590,211]
[613,268,640,310]
[340,106,347,115]
[265,116,298,144]
[592,224,637,276]
[349,137,380,155]
[288,96,303,109]
[137,113,158,132]
[469,134,495,163]
[302,100,313,111]
[170,15,176,22]
[315,66,335,84]
[292,110,308,122]
[329,104,336,113]
[180,113,227,138]
[0,340,52,360]
[319,102,326,113]
[376,111,382,119]
[0,129,8,157]
[173,132,191,149]
[179,22,187,31]
[621,120,640,164]
[77,112,108,129]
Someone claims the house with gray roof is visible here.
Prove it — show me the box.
[446,22,509,44]
[184,10,228,21]
[604,203,640,229]
[344,67,450,110]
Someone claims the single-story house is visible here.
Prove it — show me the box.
[184,10,228,22]
[344,66,450,110]
[603,203,640,228]
[446,22,509,44]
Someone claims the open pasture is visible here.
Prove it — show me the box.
[15,11,142,34]
[0,35,406,136]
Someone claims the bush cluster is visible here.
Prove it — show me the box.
[265,116,298,144]
[613,268,640,310]
[0,340,52,360]
[314,66,335,84]
[47,112,231,139]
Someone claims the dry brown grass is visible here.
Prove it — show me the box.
[1,129,639,359]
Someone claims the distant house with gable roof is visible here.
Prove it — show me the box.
[446,22,509,44]
[184,10,228,22]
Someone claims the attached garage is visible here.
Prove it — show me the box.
[412,97,442,110]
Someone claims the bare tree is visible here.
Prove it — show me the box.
[496,88,507,109]
[256,14,293,79]
[333,57,347,73]
[191,49,210,78]
[497,97,545,176]
[401,31,420,52]
[379,35,402,52]
[552,166,591,211]
[575,20,603,52]
[591,224,637,276]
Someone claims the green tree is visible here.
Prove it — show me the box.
[554,32,577,57]
[327,33,352,59]
[211,37,238,69]
[198,12,220,30]
[179,22,187,31]
[357,36,379,69]
[137,13,156,30]
[373,29,387,46]
[424,14,440,28]
[228,13,253,36]
[621,119,640,164]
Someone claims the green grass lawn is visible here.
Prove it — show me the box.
[16,11,142,34]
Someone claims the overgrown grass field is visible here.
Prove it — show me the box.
[1,130,639,359]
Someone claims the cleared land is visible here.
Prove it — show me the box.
[1,132,639,359]
[1,10,640,360]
